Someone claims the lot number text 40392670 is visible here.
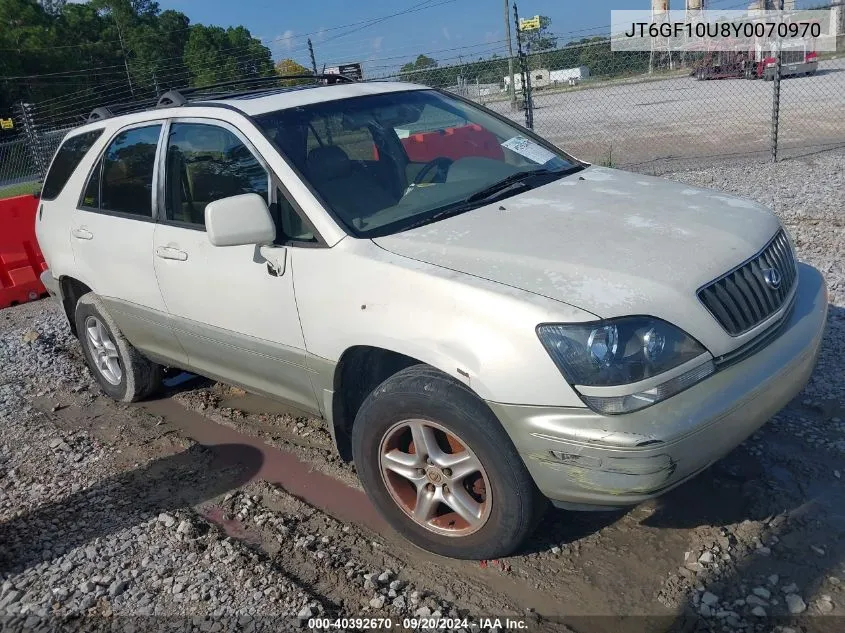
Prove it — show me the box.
[306,616,529,630]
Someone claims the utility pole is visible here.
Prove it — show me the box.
[513,2,533,129]
[504,0,517,111]
[308,38,318,75]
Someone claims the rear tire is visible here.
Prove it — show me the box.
[74,293,162,402]
[351,365,546,559]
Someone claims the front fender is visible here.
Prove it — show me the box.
[292,240,597,407]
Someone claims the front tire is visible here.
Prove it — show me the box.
[75,293,162,402]
[351,365,546,559]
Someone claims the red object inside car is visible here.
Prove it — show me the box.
[374,124,505,163]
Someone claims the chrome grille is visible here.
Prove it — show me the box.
[698,230,797,336]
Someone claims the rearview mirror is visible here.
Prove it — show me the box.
[206,193,276,247]
[341,104,423,130]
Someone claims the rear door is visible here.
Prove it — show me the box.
[152,118,318,412]
[71,122,185,365]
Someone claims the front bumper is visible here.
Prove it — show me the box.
[489,263,828,508]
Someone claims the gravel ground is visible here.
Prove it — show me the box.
[0,149,843,632]
[0,310,496,630]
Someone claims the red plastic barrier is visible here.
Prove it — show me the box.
[0,195,48,310]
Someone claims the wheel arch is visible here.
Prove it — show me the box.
[328,343,493,462]
[58,276,93,337]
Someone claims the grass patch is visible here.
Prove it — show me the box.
[597,144,615,168]
[0,181,39,199]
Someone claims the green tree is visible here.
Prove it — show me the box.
[89,0,191,93]
[574,37,648,78]
[149,10,191,90]
[399,54,446,85]
[184,24,273,87]
[400,54,437,74]
[274,58,313,85]
[275,59,310,76]
[0,0,58,111]
[0,0,272,123]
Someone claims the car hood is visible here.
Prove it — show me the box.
[373,166,781,325]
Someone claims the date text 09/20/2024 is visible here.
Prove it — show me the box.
[307,617,529,630]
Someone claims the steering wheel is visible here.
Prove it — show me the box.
[412,157,454,186]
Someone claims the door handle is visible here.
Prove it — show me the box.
[72,228,93,240]
[155,246,188,261]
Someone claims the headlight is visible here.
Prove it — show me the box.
[537,317,714,414]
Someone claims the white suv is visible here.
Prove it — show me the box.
[35,78,827,559]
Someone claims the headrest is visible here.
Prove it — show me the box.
[306,145,352,181]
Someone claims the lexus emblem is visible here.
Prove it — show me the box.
[763,267,782,290]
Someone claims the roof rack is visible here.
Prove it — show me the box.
[87,73,356,122]
[87,97,159,122]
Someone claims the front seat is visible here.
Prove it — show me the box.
[305,145,396,226]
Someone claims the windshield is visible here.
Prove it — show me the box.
[254,89,581,237]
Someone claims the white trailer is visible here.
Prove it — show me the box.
[502,69,551,91]
[549,66,590,85]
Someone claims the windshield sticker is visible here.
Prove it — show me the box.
[501,136,558,165]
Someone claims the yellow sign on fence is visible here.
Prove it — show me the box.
[519,16,541,31]
[0,118,13,130]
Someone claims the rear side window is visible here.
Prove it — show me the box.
[41,130,103,200]
[92,125,162,218]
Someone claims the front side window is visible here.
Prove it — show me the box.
[164,122,268,227]
[99,125,162,217]
[255,89,582,237]
[41,129,103,200]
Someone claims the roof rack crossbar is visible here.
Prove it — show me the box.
[90,73,356,122]
[87,98,159,122]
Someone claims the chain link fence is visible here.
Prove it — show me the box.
[371,36,845,171]
[0,136,38,197]
[1,36,843,197]
[0,102,71,198]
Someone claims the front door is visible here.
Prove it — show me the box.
[152,118,318,412]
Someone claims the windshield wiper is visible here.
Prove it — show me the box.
[396,165,584,233]
[464,165,583,205]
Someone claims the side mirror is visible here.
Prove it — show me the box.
[205,193,276,247]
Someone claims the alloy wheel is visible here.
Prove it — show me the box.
[378,419,492,537]
[84,316,122,385]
